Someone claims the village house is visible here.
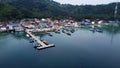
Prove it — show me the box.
[0,22,9,31]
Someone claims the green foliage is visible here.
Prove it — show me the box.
[0,0,119,21]
[0,4,15,21]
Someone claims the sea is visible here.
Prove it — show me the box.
[0,27,120,68]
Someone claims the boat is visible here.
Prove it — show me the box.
[46,32,53,36]
[33,43,40,48]
[62,28,70,33]
[66,33,71,36]
[26,34,30,37]
[29,38,34,43]
[96,28,103,33]
[62,30,65,33]
[48,33,53,36]
[54,30,61,34]
[89,28,94,31]
[34,46,38,48]
[65,28,70,31]
[70,29,75,33]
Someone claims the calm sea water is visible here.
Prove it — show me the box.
[0,27,120,68]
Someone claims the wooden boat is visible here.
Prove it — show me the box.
[66,33,71,36]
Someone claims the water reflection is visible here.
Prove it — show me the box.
[45,25,119,37]
[1,25,120,47]
[103,25,120,34]
[0,32,9,37]
[82,25,120,45]
[0,32,26,40]
[103,25,120,45]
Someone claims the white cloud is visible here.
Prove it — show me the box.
[53,0,119,5]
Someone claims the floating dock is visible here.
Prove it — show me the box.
[25,29,55,50]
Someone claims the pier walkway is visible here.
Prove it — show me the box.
[25,29,55,50]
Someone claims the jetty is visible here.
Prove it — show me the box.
[25,29,55,50]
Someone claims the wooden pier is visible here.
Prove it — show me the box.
[25,29,55,50]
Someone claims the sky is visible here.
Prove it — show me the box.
[53,0,120,5]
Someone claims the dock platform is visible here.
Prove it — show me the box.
[25,29,55,50]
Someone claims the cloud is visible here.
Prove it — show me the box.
[53,0,119,5]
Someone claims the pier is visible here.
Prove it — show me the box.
[25,29,55,50]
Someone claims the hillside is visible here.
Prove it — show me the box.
[0,0,120,21]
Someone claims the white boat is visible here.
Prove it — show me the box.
[26,34,30,37]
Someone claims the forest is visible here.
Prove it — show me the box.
[0,0,120,21]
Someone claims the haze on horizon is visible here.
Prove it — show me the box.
[53,0,119,5]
